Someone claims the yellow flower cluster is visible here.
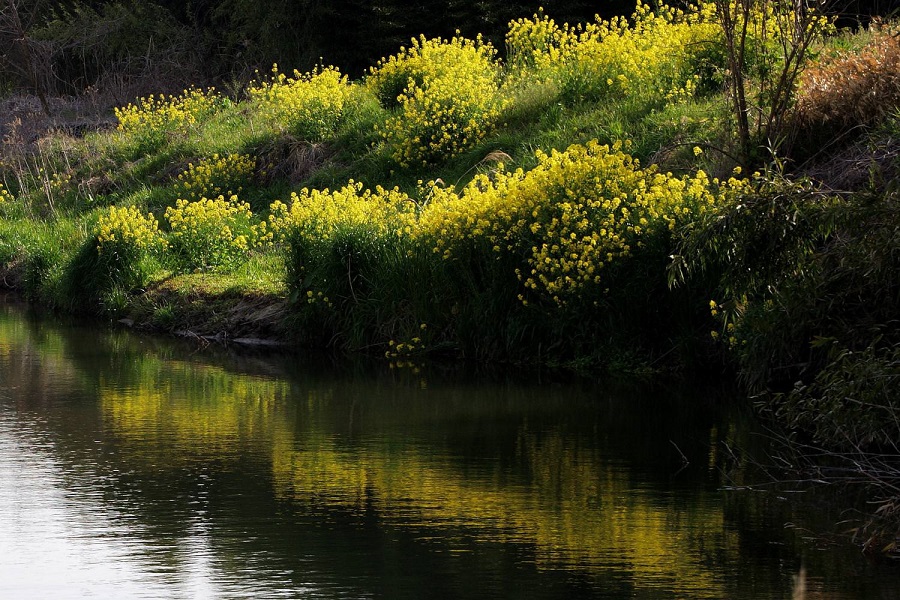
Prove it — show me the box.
[248,65,352,140]
[304,290,333,308]
[0,182,12,204]
[94,205,167,256]
[175,153,255,202]
[414,140,744,305]
[266,181,414,245]
[370,35,506,167]
[708,299,740,347]
[384,334,424,359]
[507,4,718,104]
[164,195,258,269]
[114,87,220,136]
[505,9,572,76]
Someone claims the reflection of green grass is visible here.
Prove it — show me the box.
[268,417,735,597]
[84,337,739,597]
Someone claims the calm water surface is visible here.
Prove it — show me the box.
[0,298,897,599]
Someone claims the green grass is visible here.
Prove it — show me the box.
[0,10,892,371]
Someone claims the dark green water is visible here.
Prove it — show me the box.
[0,298,896,599]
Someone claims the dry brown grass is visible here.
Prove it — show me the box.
[257,135,335,185]
[795,29,900,129]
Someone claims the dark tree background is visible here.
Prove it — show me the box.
[2,0,896,97]
[2,0,631,95]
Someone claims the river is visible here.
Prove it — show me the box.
[0,297,896,599]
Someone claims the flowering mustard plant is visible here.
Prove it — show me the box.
[370,35,506,167]
[506,4,718,105]
[175,153,255,202]
[266,181,414,245]
[164,195,260,270]
[414,140,747,306]
[249,65,352,140]
[114,87,221,138]
[95,205,167,256]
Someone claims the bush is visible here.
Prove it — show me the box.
[174,153,255,202]
[61,205,169,307]
[369,34,505,167]
[273,182,416,347]
[505,5,719,107]
[268,181,413,246]
[274,141,742,363]
[95,204,167,258]
[415,140,739,308]
[114,87,223,152]
[248,66,353,141]
[776,342,900,448]
[164,195,261,271]
[675,172,900,428]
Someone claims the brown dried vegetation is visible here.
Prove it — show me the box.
[795,29,900,130]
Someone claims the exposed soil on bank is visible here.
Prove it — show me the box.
[0,260,292,347]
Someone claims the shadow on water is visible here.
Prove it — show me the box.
[0,296,897,599]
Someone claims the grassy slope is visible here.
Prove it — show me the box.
[0,10,717,341]
[0,6,893,363]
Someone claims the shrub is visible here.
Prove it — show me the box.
[273,182,416,347]
[369,35,506,167]
[562,6,717,105]
[505,5,719,108]
[174,153,255,202]
[505,9,569,75]
[776,342,900,448]
[248,66,353,141]
[415,140,741,307]
[164,195,260,271]
[275,141,744,361]
[675,171,900,404]
[95,204,167,257]
[114,87,222,151]
[267,181,413,246]
[0,183,12,204]
[84,204,168,295]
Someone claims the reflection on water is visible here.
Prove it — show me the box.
[0,298,896,599]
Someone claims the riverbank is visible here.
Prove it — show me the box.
[1,2,899,548]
